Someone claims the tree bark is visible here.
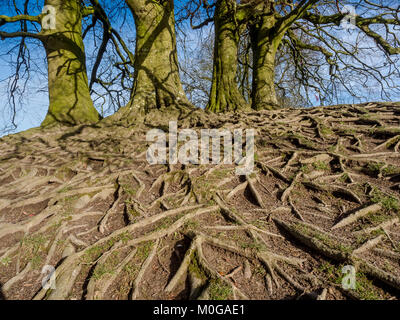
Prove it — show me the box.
[206,0,248,113]
[250,5,282,110]
[121,0,191,119]
[41,0,100,127]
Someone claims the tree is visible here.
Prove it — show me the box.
[182,0,400,111]
[42,0,101,126]
[206,0,249,112]
[0,0,101,127]
[238,0,319,110]
[116,0,193,122]
[1,0,399,128]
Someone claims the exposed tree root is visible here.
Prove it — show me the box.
[0,102,399,300]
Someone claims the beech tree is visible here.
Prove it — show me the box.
[0,0,101,126]
[1,1,399,127]
[182,0,400,111]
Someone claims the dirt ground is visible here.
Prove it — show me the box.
[0,102,399,300]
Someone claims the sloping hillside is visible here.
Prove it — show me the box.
[0,102,399,300]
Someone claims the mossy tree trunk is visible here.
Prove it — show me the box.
[206,0,248,113]
[41,0,100,127]
[249,7,282,111]
[123,0,191,118]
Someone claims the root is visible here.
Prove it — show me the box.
[331,204,382,230]
[246,176,265,208]
[352,235,383,255]
[288,196,305,221]
[98,177,123,233]
[227,182,248,200]
[281,172,301,203]
[130,239,160,300]
[1,102,399,300]
[355,217,398,235]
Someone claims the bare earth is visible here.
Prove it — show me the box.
[0,102,399,300]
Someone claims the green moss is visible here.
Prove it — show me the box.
[21,234,48,269]
[188,251,207,281]
[119,231,133,244]
[254,266,266,277]
[319,263,380,299]
[362,211,390,226]
[184,220,199,231]
[354,272,381,300]
[295,223,352,254]
[121,184,138,196]
[55,166,75,180]
[123,263,139,277]
[385,136,400,148]
[320,125,334,136]
[22,234,47,252]
[289,133,315,149]
[370,127,400,137]
[382,165,400,176]
[366,162,385,176]
[84,245,104,262]
[370,188,399,212]
[125,200,141,219]
[312,161,330,171]
[136,241,154,260]
[300,165,311,173]
[319,262,343,282]
[356,229,384,244]
[208,278,232,300]
[92,263,115,280]
[57,186,73,194]
[340,173,350,183]
[0,257,11,267]
[239,240,264,251]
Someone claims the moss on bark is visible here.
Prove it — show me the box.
[206,0,248,113]
[250,9,282,111]
[40,0,100,127]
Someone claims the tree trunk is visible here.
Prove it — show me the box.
[250,8,282,111]
[121,0,191,120]
[41,0,100,127]
[206,0,248,113]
